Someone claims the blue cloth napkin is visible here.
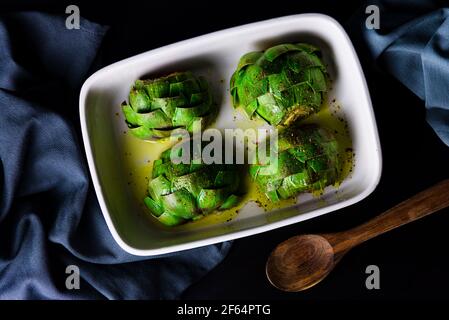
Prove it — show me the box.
[0,11,231,300]
[359,0,449,146]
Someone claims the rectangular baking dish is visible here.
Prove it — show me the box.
[79,14,382,256]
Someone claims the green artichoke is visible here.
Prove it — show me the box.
[249,124,339,202]
[230,43,327,126]
[122,71,216,139]
[144,144,241,226]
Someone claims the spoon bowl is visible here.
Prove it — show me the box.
[266,235,335,292]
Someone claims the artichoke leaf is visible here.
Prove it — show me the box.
[123,105,172,129]
[148,175,172,201]
[219,194,240,210]
[198,188,228,212]
[157,212,185,226]
[237,51,263,71]
[256,93,285,125]
[129,126,156,140]
[264,43,303,62]
[139,79,170,99]
[160,189,197,219]
[169,78,201,97]
[129,88,152,112]
[144,197,164,217]
[173,102,211,127]
[172,170,215,197]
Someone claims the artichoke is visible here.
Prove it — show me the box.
[122,71,216,139]
[230,43,327,126]
[249,124,339,202]
[144,143,241,226]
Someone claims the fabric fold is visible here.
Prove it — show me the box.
[0,11,231,300]
[360,2,449,146]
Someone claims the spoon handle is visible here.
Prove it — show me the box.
[331,179,449,253]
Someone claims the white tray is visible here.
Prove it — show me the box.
[80,14,382,256]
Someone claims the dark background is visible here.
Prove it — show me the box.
[2,0,449,300]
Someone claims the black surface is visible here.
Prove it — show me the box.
[3,0,449,300]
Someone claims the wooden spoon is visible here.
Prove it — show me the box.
[266,179,449,292]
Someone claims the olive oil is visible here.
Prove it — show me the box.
[120,99,353,228]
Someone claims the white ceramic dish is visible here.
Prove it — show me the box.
[80,14,382,256]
